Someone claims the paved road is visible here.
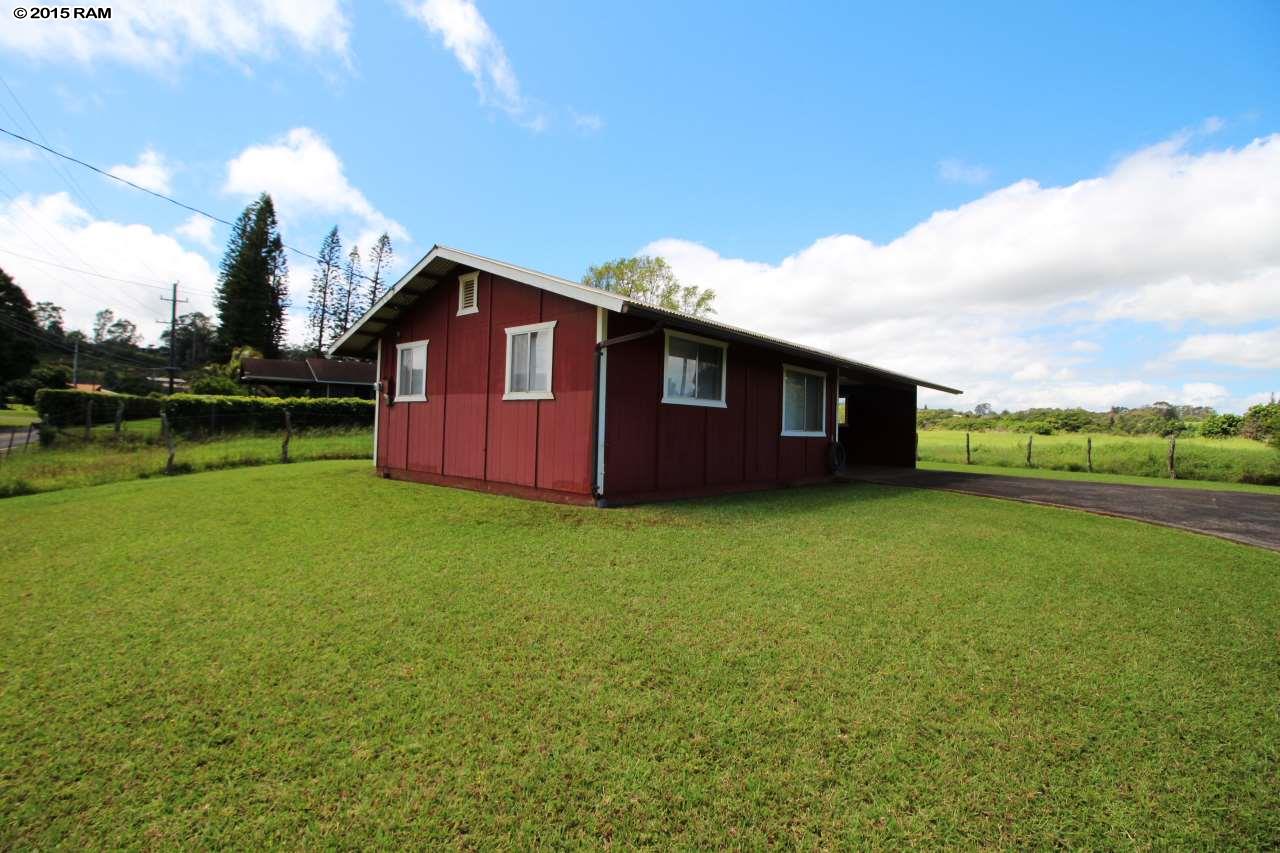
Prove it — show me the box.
[0,426,37,456]
[844,467,1280,552]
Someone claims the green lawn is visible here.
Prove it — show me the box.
[1,461,1277,847]
[919,460,1280,495]
[0,404,39,429]
[0,428,371,497]
[918,429,1280,486]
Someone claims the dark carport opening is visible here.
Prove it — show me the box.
[837,378,918,470]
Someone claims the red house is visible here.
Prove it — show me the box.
[328,246,960,505]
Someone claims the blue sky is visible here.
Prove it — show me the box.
[0,0,1277,411]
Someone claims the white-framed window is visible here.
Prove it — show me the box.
[457,271,479,316]
[662,329,727,408]
[395,340,428,402]
[781,364,827,437]
[503,320,556,400]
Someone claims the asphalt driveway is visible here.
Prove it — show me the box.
[844,467,1280,552]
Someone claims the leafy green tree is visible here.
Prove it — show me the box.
[308,226,343,354]
[582,256,716,317]
[215,194,289,358]
[1242,402,1280,449]
[0,267,39,386]
[1199,413,1243,438]
[32,301,64,338]
[365,232,395,311]
[160,312,217,369]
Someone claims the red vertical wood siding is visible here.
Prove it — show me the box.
[535,293,596,493]
[372,270,596,498]
[603,323,837,501]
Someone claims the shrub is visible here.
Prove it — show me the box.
[4,365,70,405]
[1199,413,1243,438]
[189,374,243,396]
[34,388,162,427]
[1241,403,1280,444]
[160,394,373,437]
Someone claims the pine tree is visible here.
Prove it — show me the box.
[365,232,394,312]
[332,244,363,340]
[215,194,288,358]
[308,226,343,355]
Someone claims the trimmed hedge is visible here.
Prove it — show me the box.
[160,394,373,436]
[35,389,163,427]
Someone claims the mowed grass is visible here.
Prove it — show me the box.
[0,404,39,429]
[1,461,1277,847]
[918,429,1280,486]
[0,428,371,497]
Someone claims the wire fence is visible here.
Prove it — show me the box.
[916,430,1280,486]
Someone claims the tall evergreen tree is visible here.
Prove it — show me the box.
[365,232,395,311]
[214,194,288,358]
[308,226,343,355]
[0,266,39,385]
[332,243,363,340]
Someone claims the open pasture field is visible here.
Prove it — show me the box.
[917,429,1280,486]
[1,461,1277,847]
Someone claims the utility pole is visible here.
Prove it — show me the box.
[159,282,188,395]
[71,338,79,386]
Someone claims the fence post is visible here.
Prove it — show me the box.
[84,398,93,440]
[914,432,919,463]
[161,412,176,475]
[1026,434,1033,467]
[114,397,124,433]
[281,408,292,464]
[1086,436,1093,473]
[25,423,34,451]
[1168,435,1177,480]
[965,432,971,465]
[5,428,14,455]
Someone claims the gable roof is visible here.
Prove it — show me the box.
[328,245,961,395]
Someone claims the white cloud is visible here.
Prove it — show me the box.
[572,110,604,133]
[1169,327,1280,369]
[1068,339,1101,353]
[107,147,173,194]
[0,0,352,70]
[402,0,546,129]
[224,127,408,243]
[174,214,218,252]
[0,192,218,341]
[937,158,991,185]
[0,141,35,163]
[643,130,1280,413]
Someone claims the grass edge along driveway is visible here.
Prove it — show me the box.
[1,461,1277,847]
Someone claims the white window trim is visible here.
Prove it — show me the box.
[457,271,479,316]
[661,329,728,408]
[503,320,556,401]
[394,340,428,403]
[780,363,827,438]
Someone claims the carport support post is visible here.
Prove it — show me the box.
[965,432,971,465]
[1168,436,1177,480]
[1086,436,1093,473]
[1026,434,1033,467]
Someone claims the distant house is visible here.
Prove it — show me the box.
[239,357,375,398]
[71,383,106,393]
[329,245,960,506]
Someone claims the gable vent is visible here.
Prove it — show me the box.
[458,272,479,316]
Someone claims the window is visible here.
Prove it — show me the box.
[504,321,556,400]
[458,272,479,316]
[662,330,727,407]
[782,364,826,437]
[395,341,428,402]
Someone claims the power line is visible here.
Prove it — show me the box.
[0,313,170,370]
[0,245,213,295]
[0,124,389,287]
